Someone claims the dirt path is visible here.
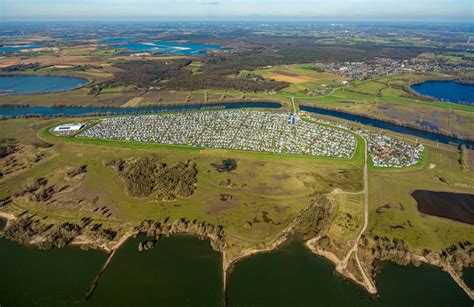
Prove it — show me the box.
[335,137,376,293]
[291,96,297,114]
[338,137,368,268]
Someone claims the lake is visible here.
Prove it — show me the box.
[0,101,282,118]
[463,267,474,289]
[0,44,44,52]
[300,105,474,148]
[227,239,472,307]
[88,235,224,306]
[112,41,222,55]
[411,81,474,105]
[0,238,106,307]
[0,75,88,96]
[0,236,471,306]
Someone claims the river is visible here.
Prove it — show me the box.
[0,101,282,118]
[300,105,474,148]
[411,81,474,105]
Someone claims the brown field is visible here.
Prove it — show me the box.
[122,96,144,107]
[50,65,74,69]
[263,71,315,84]
[0,88,140,107]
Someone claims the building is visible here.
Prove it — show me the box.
[53,124,85,133]
[288,113,297,125]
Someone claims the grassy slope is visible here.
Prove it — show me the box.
[367,148,474,251]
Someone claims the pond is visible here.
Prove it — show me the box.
[226,239,472,306]
[0,101,282,118]
[0,217,6,230]
[411,80,474,105]
[88,235,224,307]
[300,105,474,148]
[0,75,88,96]
[411,190,474,225]
[112,41,222,55]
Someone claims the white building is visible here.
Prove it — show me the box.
[53,124,85,132]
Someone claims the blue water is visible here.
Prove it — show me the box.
[0,101,282,118]
[0,75,88,96]
[113,41,222,55]
[411,81,474,105]
[300,105,474,149]
[0,44,44,51]
[99,37,136,44]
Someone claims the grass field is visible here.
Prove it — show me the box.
[367,144,474,251]
[241,64,346,97]
[1,112,472,263]
[0,117,365,260]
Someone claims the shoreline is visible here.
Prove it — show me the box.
[305,236,378,295]
[0,211,473,300]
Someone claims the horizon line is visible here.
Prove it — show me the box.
[0,18,473,24]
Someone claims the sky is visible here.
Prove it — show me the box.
[0,0,473,22]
